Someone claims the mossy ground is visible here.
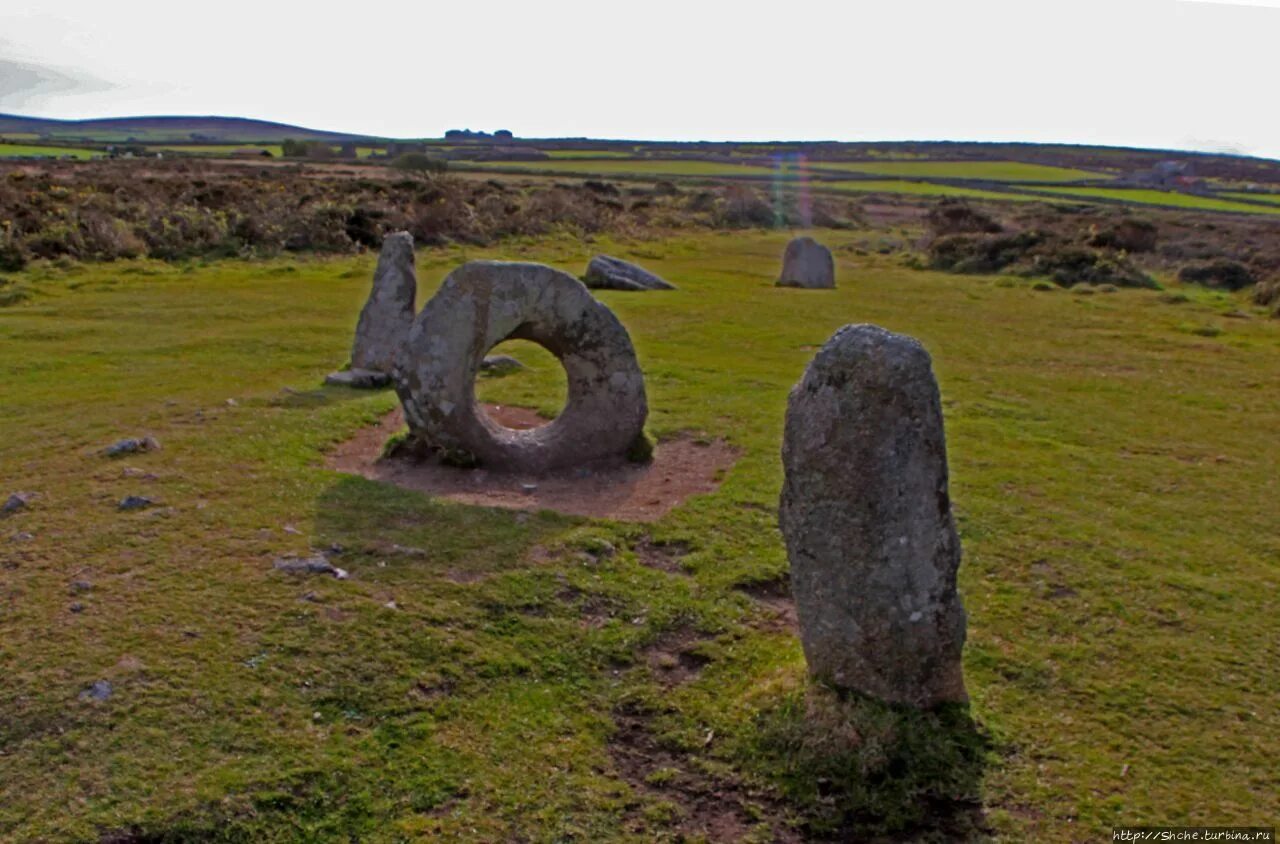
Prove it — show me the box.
[1,231,1276,841]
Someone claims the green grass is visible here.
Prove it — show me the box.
[0,143,98,160]
[149,144,285,157]
[821,179,1041,202]
[463,159,777,177]
[544,150,639,159]
[0,234,1276,841]
[1028,186,1280,216]
[1222,192,1280,206]
[807,160,1107,183]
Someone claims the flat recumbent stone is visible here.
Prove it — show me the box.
[394,261,648,473]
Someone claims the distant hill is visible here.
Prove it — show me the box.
[0,113,377,144]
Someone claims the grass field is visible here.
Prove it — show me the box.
[1028,186,1280,216]
[0,233,1276,841]
[1223,191,1280,206]
[820,179,1041,202]
[804,161,1108,183]
[149,144,285,157]
[544,150,638,158]
[463,159,778,177]
[0,144,98,160]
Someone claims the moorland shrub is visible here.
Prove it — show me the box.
[1088,218,1158,252]
[1254,279,1280,317]
[927,229,1155,288]
[1177,259,1256,291]
[925,199,1002,235]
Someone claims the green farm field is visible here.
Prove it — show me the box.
[0,144,98,160]
[804,160,1107,183]
[819,179,1041,202]
[463,159,778,177]
[1,231,1276,841]
[1028,186,1280,216]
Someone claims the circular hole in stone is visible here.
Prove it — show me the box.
[474,339,568,431]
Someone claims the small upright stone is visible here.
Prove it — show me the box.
[583,255,676,291]
[777,236,835,289]
[779,324,966,708]
[345,231,417,378]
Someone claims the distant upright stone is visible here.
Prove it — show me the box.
[779,324,966,708]
[777,236,835,289]
[583,255,676,291]
[348,231,417,375]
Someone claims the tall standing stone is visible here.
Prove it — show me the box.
[779,324,966,708]
[350,231,417,374]
[777,236,835,289]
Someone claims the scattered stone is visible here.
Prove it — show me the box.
[521,483,539,494]
[390,544,427,557]
[2,492,32,515]
[117,496,154,511]
[273,554,349,579]
[776,236,835,289]
[779,324,967,708]
[104,436,160,457]
[583,255,676,291]
[10,531,34,542]
[283,524,301,535]
[395,261,648,472]
[121,467,157,479]
[325,368,392,389]
[70,580,93,594]
[479,354,525,374]
[79,680,113,702]
[383,600,398,610]
[350,231,417,374]
[69,602,85,613]
[225,398,239,407]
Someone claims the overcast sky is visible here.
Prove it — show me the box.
[1,0,1277,157]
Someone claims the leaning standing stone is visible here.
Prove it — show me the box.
[346,231,417,377]
[779,324,966,707]
[777,236,835,288]
[583,255,676,291]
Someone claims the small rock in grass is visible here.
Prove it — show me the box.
[324,368,392,389]
[70,580,93,594]
[11,531,34,542]
[118,496,154,511]
[273,554,349,579]
[520,483,538,494]
[69,602,85,613]
[479,354,525,374]
[2,492,32,515]
[79,680,113,702]
[104,436,160,457]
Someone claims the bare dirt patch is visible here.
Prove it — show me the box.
[609,700,801,843]
[328,407,738,521]
[737,574,799,633]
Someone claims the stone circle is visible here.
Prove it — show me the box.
[395,261,648,473]
[779,323,966,708]
[777,236,835,288]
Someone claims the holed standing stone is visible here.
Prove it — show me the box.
[350,231,417,373]
[779,324,966,707]
[776,236,835,288]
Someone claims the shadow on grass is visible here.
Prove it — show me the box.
[745,682,992,841]
[311,472,577,582]
[253,383,393,411]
